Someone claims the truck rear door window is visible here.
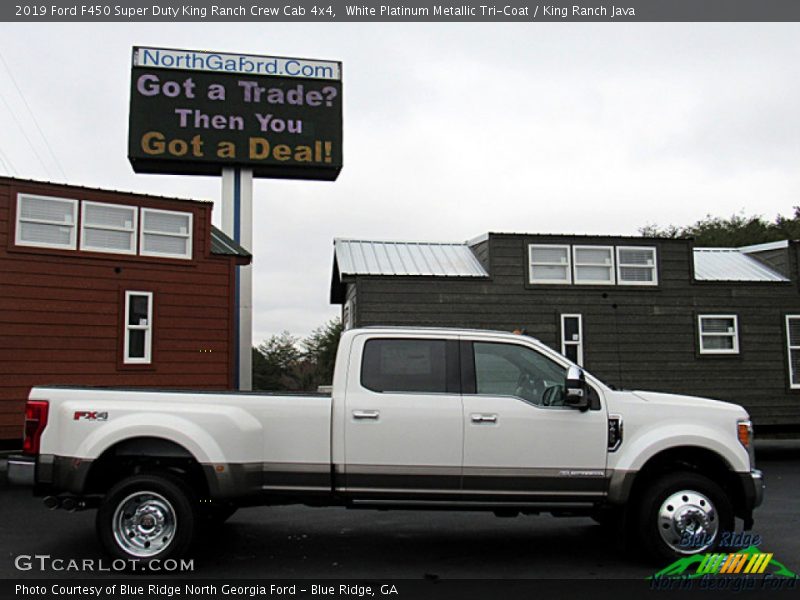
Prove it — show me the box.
[361,339,447,393]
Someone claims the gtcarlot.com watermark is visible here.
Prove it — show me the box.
[14,554,194,573]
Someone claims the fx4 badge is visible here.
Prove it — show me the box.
[73,411,108,421]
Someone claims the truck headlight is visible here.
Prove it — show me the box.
[737,419,755,467]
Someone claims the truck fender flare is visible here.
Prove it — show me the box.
[607,425,745,504]
[75,414,225,465]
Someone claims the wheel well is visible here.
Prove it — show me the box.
[84,437,210,499]
[627,446,745,517]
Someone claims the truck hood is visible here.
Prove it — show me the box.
[600,389,754,489]
[625,390,748,418]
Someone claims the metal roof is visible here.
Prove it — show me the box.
[211,226,251,259]
[0,175,213,206]
[334,239,488,277]
[693,248,789,282]
[738,240,790,253]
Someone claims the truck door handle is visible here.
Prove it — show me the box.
[353,410,380,420]
[471,413,497,423]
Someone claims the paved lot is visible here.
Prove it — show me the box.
[1,443,798,580]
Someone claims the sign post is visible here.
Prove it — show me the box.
[221,167,253,390]
[128,46,343,390]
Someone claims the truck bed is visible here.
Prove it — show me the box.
[30,385,334,498]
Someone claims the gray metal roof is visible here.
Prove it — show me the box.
[738,240,790,253]
[211,226,251,259]
[693,248,789,282]
[334,239,489,277]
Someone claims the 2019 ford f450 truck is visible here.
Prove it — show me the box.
[12,327,763,564]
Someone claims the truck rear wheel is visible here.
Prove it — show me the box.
[96,473,195,564]
[637,471,733,562]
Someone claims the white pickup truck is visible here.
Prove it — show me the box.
[13,327,763,564]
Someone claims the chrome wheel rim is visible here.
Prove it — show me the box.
[657,489,718,554]
[112,491,177,558]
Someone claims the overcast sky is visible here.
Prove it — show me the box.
[1,23,799,342]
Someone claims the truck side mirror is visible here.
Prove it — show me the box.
[564,366,589,411]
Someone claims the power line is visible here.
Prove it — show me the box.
[0,144,19,175]
[0,88,52,178]
[0,145,18,174]
[0,50,68,180]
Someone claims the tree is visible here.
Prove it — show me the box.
[640,207,800,247]
[302,318,343,389]
[251,347,272,390]
[253,331,301,390]
[774,207,800,240]
[251,318,343,392]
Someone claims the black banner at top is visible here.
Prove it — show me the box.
[6,0,800,22]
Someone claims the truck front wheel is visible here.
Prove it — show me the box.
[637,471,734,562]
[96,473,196,564]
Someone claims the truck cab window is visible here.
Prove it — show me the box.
[473,342,567,407]
[361,339,447,393]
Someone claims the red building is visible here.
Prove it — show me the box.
[0,177,250,444]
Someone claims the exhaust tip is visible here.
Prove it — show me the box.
[60,497,77,511]
[43,496,60,510]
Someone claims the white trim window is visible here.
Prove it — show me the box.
[80,201,137,255]
[140,208,193,260]
[698,315,739,355]
[561,314,584,366]
[786,316,800,389]
[617,246,658,286]
[529,244,571,284]
[124,291,153,364]
[16,193,78,250]
[573,246,615,285]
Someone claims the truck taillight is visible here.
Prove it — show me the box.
[22,400,49,456]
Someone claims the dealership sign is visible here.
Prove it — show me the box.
[128,47,342,180]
